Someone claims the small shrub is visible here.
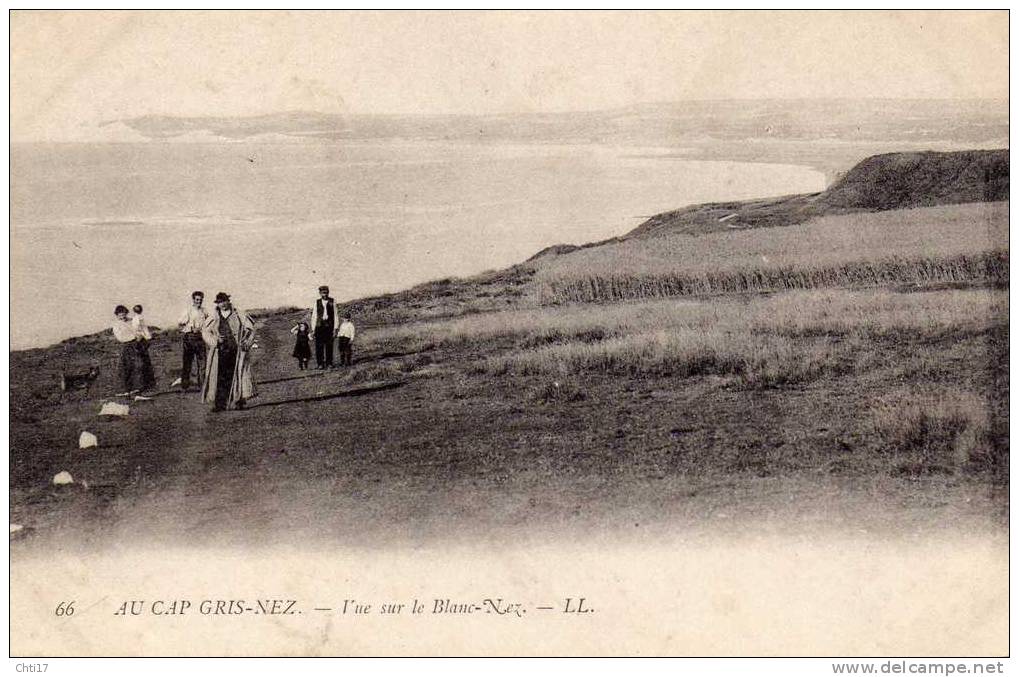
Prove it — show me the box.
[536,380,586,403]
[736,341,844,389]
[412,353,435,368]
[449,378,473,400]
[394,354,437,373]
[726,440,770,476]
[346,363,403,384]
[891,347,953,381]
[873,389,991,474]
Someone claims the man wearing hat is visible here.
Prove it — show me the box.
[200,292,257,411]
[310,285,337,369]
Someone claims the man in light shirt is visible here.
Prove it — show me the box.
[337,313,356,367]
[177,291,208,391]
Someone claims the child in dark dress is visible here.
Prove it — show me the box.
[291,322,312,370]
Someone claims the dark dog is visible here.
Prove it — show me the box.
[60,366,100,399]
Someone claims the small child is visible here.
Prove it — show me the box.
[131,304,152,341]
[291,322,312,370]
[336,313,355,367]
[131,304,156,391]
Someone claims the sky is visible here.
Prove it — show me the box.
[10,10,1010,141]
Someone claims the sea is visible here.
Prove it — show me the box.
[10,141,826,349]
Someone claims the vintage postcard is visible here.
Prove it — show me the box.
[8,10,1009,658]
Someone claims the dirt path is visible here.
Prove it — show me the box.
[10,308,1008,554]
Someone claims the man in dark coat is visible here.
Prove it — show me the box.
[310,285,337,369]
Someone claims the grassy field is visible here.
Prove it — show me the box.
[365,286,1006,351]
[535,202,1008,303]
[9,193,1009,550]
[341,287,1007,473]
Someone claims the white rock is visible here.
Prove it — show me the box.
[99,402,130,416]
[52,471,74,485]
[10,524,23,534]
[170,377,182,387]
[133,395,153,402]
[78,431,98,449]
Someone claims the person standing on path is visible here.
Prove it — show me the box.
[291,321,312,370]
[131,304,157,391]
[177,291,209,391]
[337,313,355,367]
[201,292,257,412]
[310,285,337,369]
[112,305,141,396]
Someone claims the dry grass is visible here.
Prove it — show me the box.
[745,288,1007,339]
[479,329,845,389]
[363,298,719,351]
[539,253,1006,304]
[873,389,994,474]
[360,288,1006,388]
[355,285,1005,390]
[534,380,587,403]
[344,362,404,385]
[468,288,1001,388]
[535,202,1008,303]
[364,287,1005,352]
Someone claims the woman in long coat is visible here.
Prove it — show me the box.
[200,292,257,411]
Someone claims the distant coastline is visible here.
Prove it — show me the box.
[11,148,1008,353]
[10,142,828,351]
